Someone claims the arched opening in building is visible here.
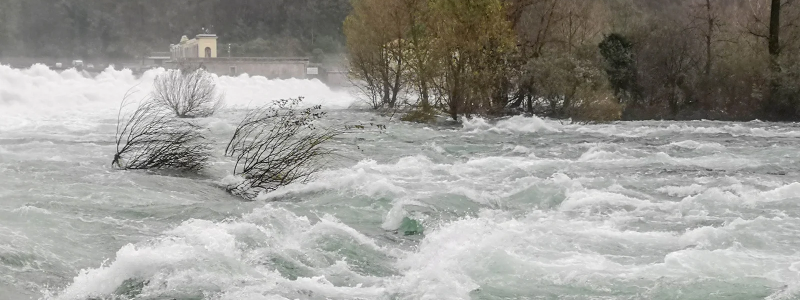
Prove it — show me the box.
[204,47,212,58]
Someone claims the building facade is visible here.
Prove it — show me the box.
[171,34,218,59]
[168,34,311,80]
[178,57,310,79]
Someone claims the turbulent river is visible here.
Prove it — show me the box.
[3,65,800,300]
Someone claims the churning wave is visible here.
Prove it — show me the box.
[2,64,800,299]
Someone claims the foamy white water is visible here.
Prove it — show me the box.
[2,65,800,299]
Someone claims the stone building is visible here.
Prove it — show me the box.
[168,34,311,79]
[171,34,219,59]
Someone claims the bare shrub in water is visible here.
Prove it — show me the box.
[224,98,339,199]
[112,93,211,172]
[151,68,224,118]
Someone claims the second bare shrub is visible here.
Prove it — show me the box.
[224,98,339,199]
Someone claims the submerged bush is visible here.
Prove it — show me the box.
[401,107,439,124]
[151,68,224,118]
[112,93,211,172]
[224,98,339,199]
[112,92,377,197]
[571,86,622,123]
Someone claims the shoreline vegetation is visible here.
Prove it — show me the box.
[345,0,800,123]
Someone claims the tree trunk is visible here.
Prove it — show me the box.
[390,55,403,108]
[769,0,781,61]
[449,63,462,121]
[449,86,459,121]
[420,81,430,110]
[705,0,713,75]
[381,64,391,108]
[768,0,782,117]
[526,94,533,114]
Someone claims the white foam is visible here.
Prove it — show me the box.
[679,182,800,209]
[559,189,658,212]
[668,140,726,151]
[760,182,800,202]
[573,122,800,138]
[0,64,147,120]
[508,145,531,154]
[463,115,560,134]
[392,205,800,299]
[0,64,358,132]
[49,206,390,300]
[657,184,706,197]
[215,74,355,109]
[10,205,52,215]
[578,146,631,162]
[427,142,446,154]
[257,159,408,201]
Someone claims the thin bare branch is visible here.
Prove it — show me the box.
[151,68,225,118]
[112,95,211,172]
[224,98,341,200]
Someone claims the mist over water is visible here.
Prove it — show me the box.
[2,65,800,300]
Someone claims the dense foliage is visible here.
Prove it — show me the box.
[0,0,351,59]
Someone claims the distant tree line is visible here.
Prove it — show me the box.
[0,0,351,60]
[346,0,800,121]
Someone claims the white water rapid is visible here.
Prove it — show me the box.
[2,64,800,300]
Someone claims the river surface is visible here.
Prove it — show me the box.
[2,65,800,300]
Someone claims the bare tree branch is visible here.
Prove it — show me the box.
[113,92,211,172]
[151,68,225,118]
[224,98,340,199]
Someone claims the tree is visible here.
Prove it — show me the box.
[427,0,517,119]
[768,0,784,118]
[742,0,800,119]
[599,33,639,107]
[508,0,616,119]
[151,68,224,118]
[684,0,722,75]
[344,0,410,109]
[344,0,518,119]
[401,0,436,110]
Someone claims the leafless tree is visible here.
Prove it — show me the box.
[151,68,224,118]
[112,92,211,172]
[224,98,339,199]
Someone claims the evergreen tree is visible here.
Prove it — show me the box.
[599,33,639,107]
